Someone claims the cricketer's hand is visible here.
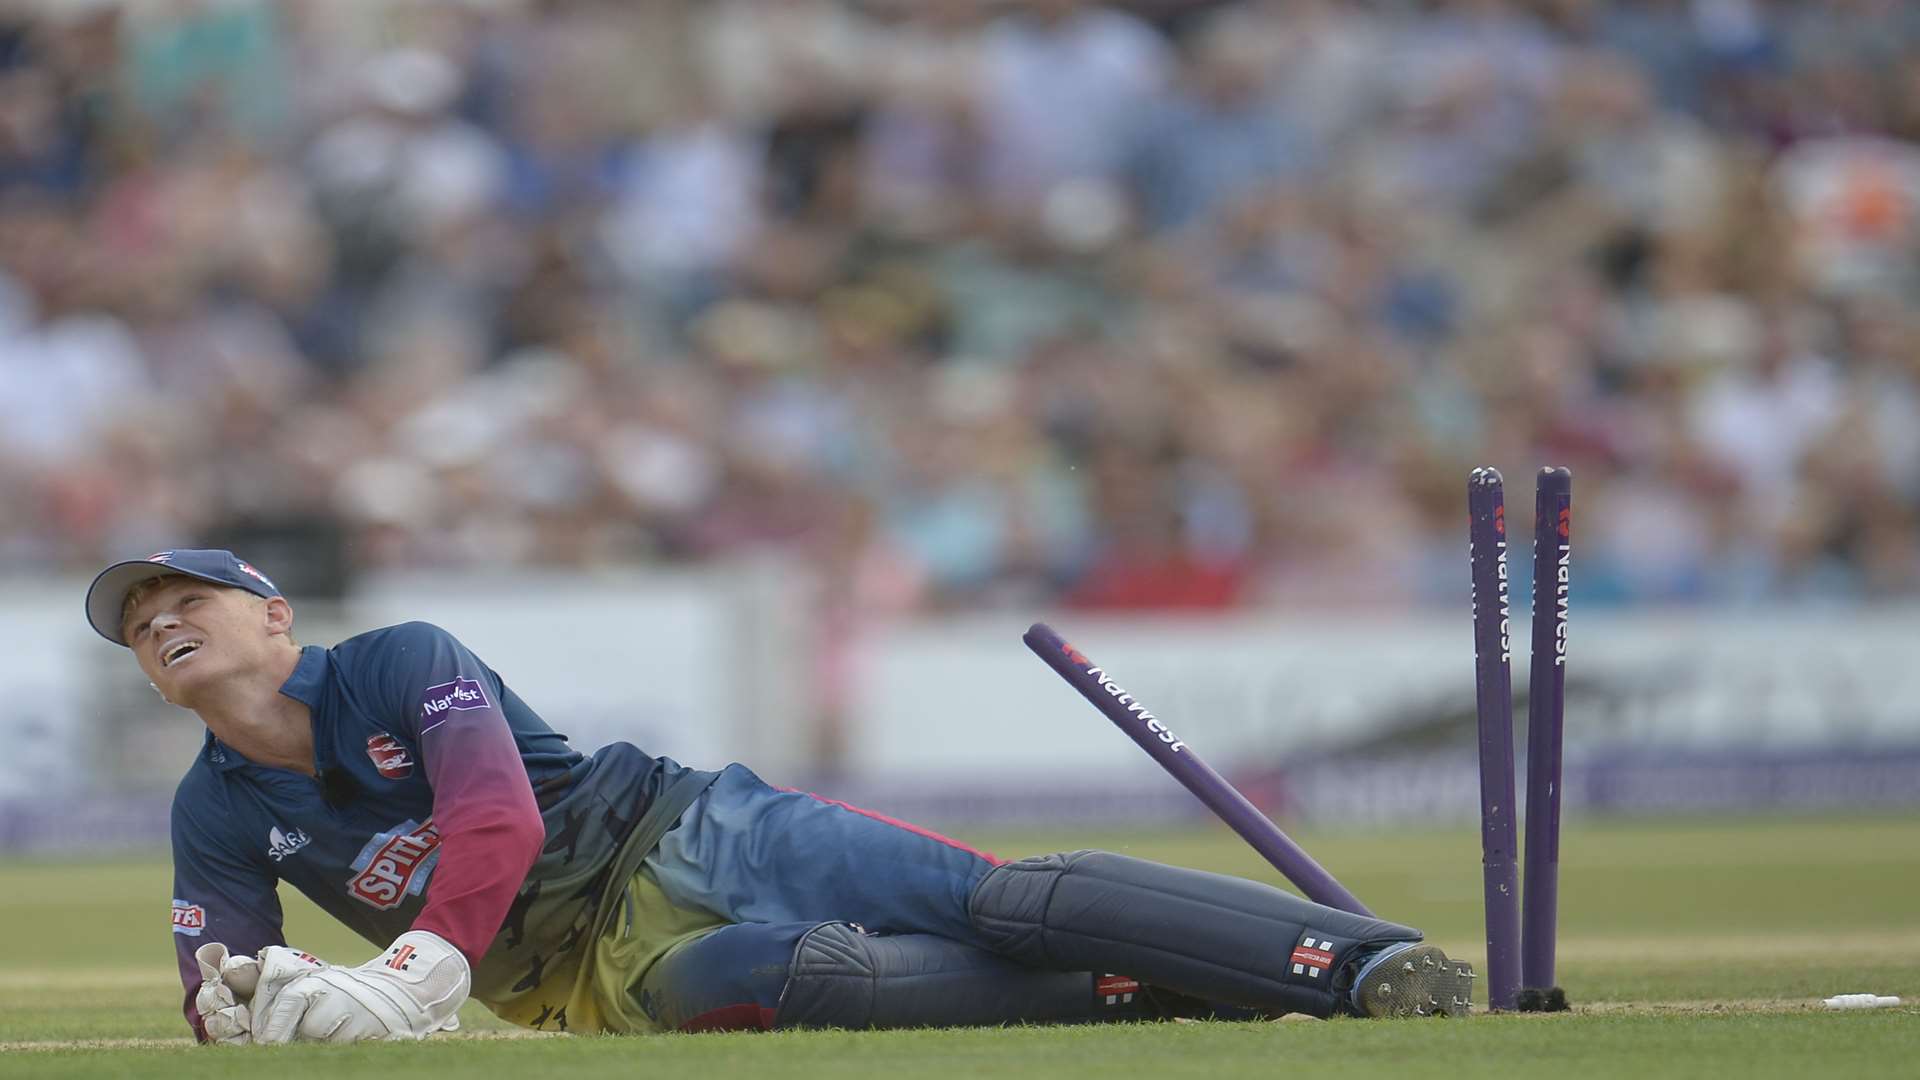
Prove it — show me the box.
[193,942,325,1044]
[192,942,260,1044]
[252,931,470,1044]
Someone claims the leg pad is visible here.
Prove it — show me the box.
[968,850,1420,1017]
[775,922,1154,1029]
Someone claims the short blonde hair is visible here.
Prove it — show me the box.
[121,576,189,623]
[121,576,195,637]
[120,576,298,646]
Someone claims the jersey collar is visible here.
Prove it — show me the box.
[279,644,337,774]
[200,645,335,773]
[200,730,249,772]
[278,644,330,708]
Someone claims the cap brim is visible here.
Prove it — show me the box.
[85,562,202,646]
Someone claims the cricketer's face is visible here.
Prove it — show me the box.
[122,577,288,706]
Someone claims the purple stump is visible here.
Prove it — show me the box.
[1023,622,1373,917]
[1468,467,1521,1011]
[1523,467,1571,995]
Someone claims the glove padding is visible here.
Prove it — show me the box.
[193,942,259,1044]
[194,942,326,1045]
[253,931,470,1044]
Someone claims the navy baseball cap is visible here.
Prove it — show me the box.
[85,549,283,646]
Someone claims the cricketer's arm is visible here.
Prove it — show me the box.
[252,623,546,1043]
[170,772,287,1043]
[388,624,546,964]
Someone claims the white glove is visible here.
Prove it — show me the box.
[193,942,261,1045]
[196,943,328,1045]
[253,931,471,1044]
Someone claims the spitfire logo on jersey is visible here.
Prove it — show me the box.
[171,899,206,937]
[418,677,490,733]
[267,826,312,861]
[366,733,415,779]
[347,819,443,910]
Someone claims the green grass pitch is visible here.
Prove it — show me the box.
[3,815,1916,1078]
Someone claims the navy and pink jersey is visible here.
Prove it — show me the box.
[168,621,692,1039]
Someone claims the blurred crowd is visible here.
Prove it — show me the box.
[5,0,1920,614]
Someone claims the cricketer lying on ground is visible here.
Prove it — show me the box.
[86,549,1474,1045]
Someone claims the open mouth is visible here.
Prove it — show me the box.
[162,640,204,667]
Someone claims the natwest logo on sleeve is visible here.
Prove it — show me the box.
[346,819,442,910]
[417,677,491,734]
[171,899,206,936]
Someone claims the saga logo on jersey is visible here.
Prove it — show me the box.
[171,899,206,936]
[267,826,311,861]
[418,677,490,732]
[366,733,415,779]
[347,819,442,910]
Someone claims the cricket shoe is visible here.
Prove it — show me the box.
[1350,942,1475,1018]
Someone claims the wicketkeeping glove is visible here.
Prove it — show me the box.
[252,930,471,1044]
[193,942,259,1044]
[193,942,324,1045]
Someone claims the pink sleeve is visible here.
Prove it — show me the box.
[411,706,546,962]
